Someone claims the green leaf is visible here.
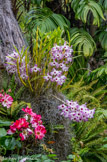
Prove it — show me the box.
[0,137,16,150]
[103,137,107,142]
[26,7,70,33]
[98,144,107,150]
[89,1,105,20]
[71,0,105,26]
[70,28,96,57]
[97,68,104,77]
[67,154,74,159]
[0,119,12,127]
[0,128,7,137]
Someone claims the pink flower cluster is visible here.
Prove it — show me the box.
[5,52,41,80]
[44,43,73,85]
[0,92,13,109]
[58,100,95,122]
[7,107,46,141]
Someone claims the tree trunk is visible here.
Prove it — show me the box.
[0,0,25,64]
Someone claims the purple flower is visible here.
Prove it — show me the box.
[44,43,73,86]
[66,57,72,63]
[49,61,59,68]
[50,68,62,76]
[58,100,95,122]
[20,73,28,80]
[58,104,67,110]
[64,52,72,58]
[62,66,69,72]
[52,76,61,83]
[52,53,64,61]
[43,73,52,81]
[30,64,41,73]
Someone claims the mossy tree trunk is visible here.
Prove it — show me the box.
[0,0,25,65]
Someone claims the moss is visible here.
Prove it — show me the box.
[21,89,74,160]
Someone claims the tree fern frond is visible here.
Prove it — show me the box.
[85,137,104,148]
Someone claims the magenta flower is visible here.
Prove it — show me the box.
[8,107,46,141]
[22,106,33,115]
[60,75,66,80]
[1,94,13,108]
[35,125,46,139]
[13,118,29,130]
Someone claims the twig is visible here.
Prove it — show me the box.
[51,94,66,104]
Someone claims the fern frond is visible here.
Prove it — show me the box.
[15,86,25,100]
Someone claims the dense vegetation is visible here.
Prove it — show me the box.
[0,0,107,161]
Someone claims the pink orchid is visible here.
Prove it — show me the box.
[58,100,95,122]
[50,68,62,76]
[1,94,13,108]
[43,73,52,81]
[30,64,41,73]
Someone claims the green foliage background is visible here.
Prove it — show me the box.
[0,0,107,161]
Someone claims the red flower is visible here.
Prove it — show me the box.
[15,118,29,130]
[35,125,46,139]
[22,106,33,115]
